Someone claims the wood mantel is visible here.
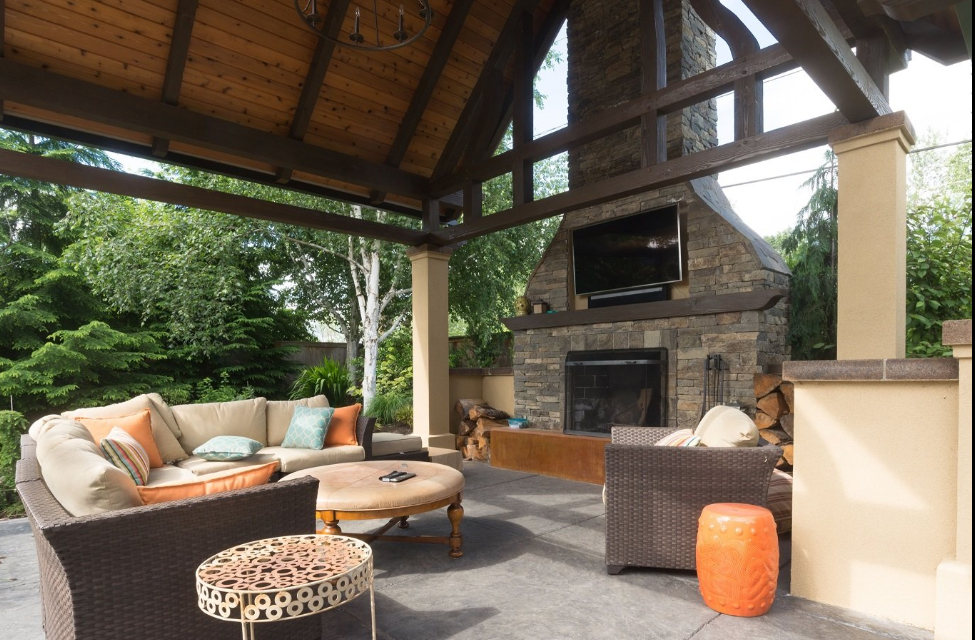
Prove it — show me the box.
[501,289,787,332]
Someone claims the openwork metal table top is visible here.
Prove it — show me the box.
[196,534,373,626]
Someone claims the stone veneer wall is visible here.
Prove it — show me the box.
[517,180,790,430]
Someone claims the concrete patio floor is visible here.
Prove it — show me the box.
[1,462,932,640]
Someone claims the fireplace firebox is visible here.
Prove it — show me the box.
[564,349,668,436]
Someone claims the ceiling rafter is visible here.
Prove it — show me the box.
[431,0,543,182]
[151,0,200,158]
[0,147,427,245]
[368,0,477,205]
[741,0,892,122]
[275,0,350,185]
[0,58,430,200]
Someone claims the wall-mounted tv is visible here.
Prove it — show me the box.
[572,205,682,296]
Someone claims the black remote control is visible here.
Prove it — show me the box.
[380,471,407,481]
[387,473,416,483]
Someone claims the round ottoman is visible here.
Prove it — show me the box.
[696,503,778,617]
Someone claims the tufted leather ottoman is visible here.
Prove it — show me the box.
[283,460,465,558]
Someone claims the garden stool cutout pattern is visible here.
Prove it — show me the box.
[196,534,376,640]
[696,503,778,617]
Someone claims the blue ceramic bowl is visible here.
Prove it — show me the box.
[507,418,528,428]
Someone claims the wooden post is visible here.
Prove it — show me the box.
[512,10,534,205]
[639,0,667,166]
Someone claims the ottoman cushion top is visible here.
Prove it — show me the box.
[283,461,464,511]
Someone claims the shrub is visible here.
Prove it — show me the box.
[194,371,256,404]
[0,410,29,516]
[290,358,352,405]
[365,392,412,428]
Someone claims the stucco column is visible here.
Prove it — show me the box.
[408,245,454,449]
[936,319,972,640]
[829,112,915,359]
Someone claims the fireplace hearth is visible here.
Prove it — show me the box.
[565,349,667,436]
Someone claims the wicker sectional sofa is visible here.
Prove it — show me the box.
[16,394,379,640]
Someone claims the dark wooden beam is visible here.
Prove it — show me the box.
[431,0,542,181]
[369,0,475,204]
[640,0,667,167]
[0,59,430,199]
[481,0,571,166]
[0,114,422,218]
[432,111,848,244]
[502,289,788,331]
[689,0,763,138]
[512,9,534,205]
[855,35,891,98]
[276,0,350,184]
[0,0,5,120]
[858,0,962,21]
[151,0,199,158]
[741,0,891,122]
[0,147,427,245]
[431,44,798,197]
[828,0,909,72]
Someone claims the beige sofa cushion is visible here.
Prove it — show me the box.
[258,445,364,473]
[371,432,423,457]
[694,405,759,448]
[35,422,142,516]
[146,465,198,486]
[266,395,330,447]
[176,454,280,476]
[62,394,187,464]
[171,397,268,452]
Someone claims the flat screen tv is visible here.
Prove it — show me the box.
[572,205,682,296]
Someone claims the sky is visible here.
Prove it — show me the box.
[116,4,973,239]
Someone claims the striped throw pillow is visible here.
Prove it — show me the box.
[100,426,150,486]
[654,429,704,447]
[767,469,793,533]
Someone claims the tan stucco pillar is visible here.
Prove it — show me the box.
[408,245,454,449]
[829,112,915,359]
[936,320,973,640]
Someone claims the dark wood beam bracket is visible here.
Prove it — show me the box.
[502,289,788,331]
[276,0,349,184]
[369,0,475,204]
[0,59,430,200]
[0,148,428,246]
[431,44,798,197]
[152,0,199,158]
[433,111,848,244]
[742,0,891,122]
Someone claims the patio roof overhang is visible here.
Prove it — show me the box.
[0,0,969,246]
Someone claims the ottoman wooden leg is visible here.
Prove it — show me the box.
[447,501,464,558]
[318,511,343,535]
[398,516,410,529]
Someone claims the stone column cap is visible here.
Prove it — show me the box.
[407,244,454,260]
[943,319,972,347]
[828,111,916,151]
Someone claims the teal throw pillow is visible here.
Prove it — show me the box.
[193,436,263,461]
[281,406,335,450]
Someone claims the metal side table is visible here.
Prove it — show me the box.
[196,534,376,640]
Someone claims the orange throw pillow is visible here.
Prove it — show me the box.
[138,462,277,505]
[325,404,361,447]
[76,409,164,468]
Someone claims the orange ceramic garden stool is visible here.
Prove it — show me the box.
[696,503,778,617]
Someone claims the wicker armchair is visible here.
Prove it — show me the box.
[604,426,781,574]
[16,435,322,640]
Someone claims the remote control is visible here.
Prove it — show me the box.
[380,471,407,481]
[387,472,416,483]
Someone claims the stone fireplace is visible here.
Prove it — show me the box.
[508,0,791,433]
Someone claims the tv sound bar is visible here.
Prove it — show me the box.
[588,286,667,308]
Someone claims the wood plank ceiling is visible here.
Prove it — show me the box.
[1,0,558,215]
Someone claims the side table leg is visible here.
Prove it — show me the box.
[447,501,464,558]
[369,581,377,640]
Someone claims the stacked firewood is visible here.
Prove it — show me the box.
[453,398,510,462]
[753,374,795,470]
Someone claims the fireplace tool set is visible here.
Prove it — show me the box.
[699,354,729,420]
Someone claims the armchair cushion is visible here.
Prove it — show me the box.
[694,405,759,448]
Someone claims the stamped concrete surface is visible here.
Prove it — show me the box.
[1,462,932,640]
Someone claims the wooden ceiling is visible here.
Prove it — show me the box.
[0,0,969,242]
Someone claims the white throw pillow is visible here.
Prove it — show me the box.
[694,405,759,448]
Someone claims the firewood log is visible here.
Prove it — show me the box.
[476,417,509,432]
[759,428,790,445]
[469,405,510,421]
[753,373,782,399]
[757,391,788,419]
[458,418,477,437]
[753,411,778,430]
[781,382,795,413]
[455,398,487,417]
[780,443,794,466]
[779,414,795,438]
